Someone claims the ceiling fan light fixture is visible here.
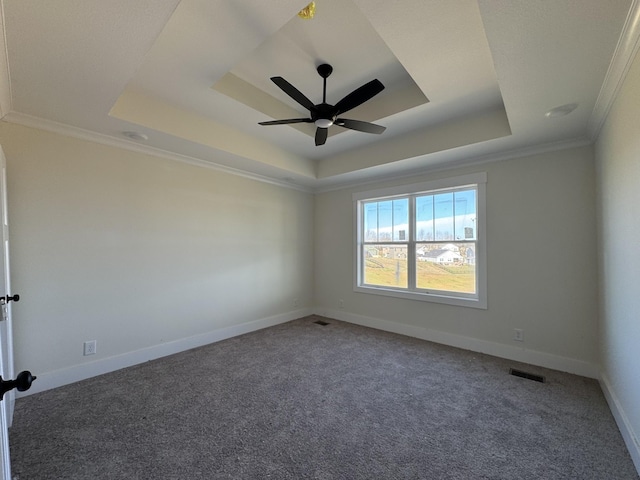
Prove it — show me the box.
[298,2,316,20]
[315,118,333,128]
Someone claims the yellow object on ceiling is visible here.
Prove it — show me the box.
[298,2,316,20]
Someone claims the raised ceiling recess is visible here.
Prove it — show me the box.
[5,0,631,190]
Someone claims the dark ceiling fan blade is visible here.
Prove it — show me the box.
[334,79,385,115]
[315,127,328,146]
[271,77,315,111]
[336,118,386,134]
[259,118,313,126]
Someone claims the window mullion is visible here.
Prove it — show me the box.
[407,195,416,290]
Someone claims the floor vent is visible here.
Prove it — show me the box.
[509,368,545,383]
[314,320,330,326]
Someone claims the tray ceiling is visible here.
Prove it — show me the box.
[1,0,635,190]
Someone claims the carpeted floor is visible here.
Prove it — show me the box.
[9,316,640,479]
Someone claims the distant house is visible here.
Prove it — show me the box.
[365,246,380,258]
[365,246,407,259]
[383,246,407,259]
[466,247,475,265]
[418,248,463,264]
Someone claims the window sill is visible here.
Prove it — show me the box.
[354,285,487,309]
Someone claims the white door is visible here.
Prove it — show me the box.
[0,145,15,480]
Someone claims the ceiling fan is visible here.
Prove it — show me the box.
[259,63,386,146]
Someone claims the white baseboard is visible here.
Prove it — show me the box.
[18,308,313,397]
[600,373,640,475]
[21,306,598,396]
[315,308,599,379]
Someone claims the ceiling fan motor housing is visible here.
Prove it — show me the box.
[312,103,336,127]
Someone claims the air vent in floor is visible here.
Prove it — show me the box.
[313,320,330,326]
[509,368,545,383]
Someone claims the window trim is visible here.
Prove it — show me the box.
[353,173,487,309]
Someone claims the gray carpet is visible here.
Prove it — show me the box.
[9,316,639,479]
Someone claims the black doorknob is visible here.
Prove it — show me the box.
[0,371,36,400]
[0,294,19,305]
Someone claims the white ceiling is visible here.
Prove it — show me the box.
[1,0,637,191]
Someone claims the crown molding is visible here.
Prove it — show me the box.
[3,111,593,197]
[588,0,640,140]
[2,111,313,193]
[313,136,592,194]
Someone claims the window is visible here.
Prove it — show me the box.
[354,173,487,309]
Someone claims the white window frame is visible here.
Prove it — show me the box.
[353,173,487,309]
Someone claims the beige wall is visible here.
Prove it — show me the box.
[0,122,314,385]
[3,88,637,466]
[595,47,640,465]
[0,121,602,385]
[315,145,599,373]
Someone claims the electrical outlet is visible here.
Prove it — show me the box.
[338,299,344,309]
[513,329,524,342]
[293,298,299,308]
[83,340,97,356]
